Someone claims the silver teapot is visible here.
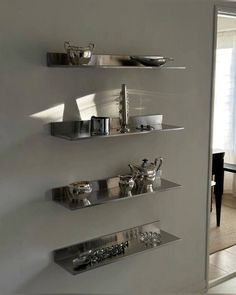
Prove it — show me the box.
[129,157,163,193]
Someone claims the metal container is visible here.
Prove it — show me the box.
[118,84,130,133]
[119,175,135,197]
[91,116,110,136]
[51,120,91,139]
[64,41,95,65]
[68,181,92,207]
[69,181,92,195]
[129,158,163,193]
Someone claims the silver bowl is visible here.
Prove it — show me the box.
[130,56,174,67]
[64,41,95,65]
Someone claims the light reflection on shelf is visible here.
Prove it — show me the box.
[30,104,65,123]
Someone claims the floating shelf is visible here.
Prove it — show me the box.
[51,122,184,141]
[53,220,180,275]
[47,53,186,69]
[52,178,181,210]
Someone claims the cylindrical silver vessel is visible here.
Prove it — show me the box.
[90,116,110,136]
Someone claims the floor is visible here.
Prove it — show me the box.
[209,245,236,280]
[209,196,236,254]
[209,195,236,281]
[208,275,236,293]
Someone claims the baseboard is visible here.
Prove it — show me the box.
[209,271,236,288]
[175,279,207,294]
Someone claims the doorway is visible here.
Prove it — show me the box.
[209,6,236,284]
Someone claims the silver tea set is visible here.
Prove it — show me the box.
[63,157,163,206]
[119,157,163,197]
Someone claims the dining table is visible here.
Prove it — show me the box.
[212,150,225,227]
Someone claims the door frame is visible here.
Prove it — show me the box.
[207,4,236,289]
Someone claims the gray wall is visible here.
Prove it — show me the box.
[0,0,222,294]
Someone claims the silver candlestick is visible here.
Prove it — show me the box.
[118,84,130,133]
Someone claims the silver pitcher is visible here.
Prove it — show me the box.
[119,175,135,197]
[129,157,163,193]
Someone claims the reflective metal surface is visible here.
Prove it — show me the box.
[64,41,94,65]
[51,120,91,139]
[47,53,186,69]
[53,221,180,275]
[72,241,130,269]
[130,56,174,67]
[52,178,181,210]
[129,158,163,193]
[118,84,130,133]
[118,175,135,197]
[51,122,184,140]
[129,114,163,127]
[90,116,110,135]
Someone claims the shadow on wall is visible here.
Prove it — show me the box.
[0,87,183,294]
[29,88,165,124]
[0,87,184,293]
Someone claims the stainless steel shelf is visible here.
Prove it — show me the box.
[51,122,184,141]
[52,178,181,210]
[53,221,180,275]
[47,53,186,69]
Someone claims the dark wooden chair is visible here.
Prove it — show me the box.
[224,163,236,174]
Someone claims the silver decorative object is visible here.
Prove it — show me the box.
[72,241,129,270]
[130,56,174,67]
[68,181,92,206]
[69,181,92,195]
[47,52,185,68]
[136,125,155,131]
[90,116,110,136]
[53,221,180,275]
[64,41,94,65]
[139,231,161,245]
[119,175,135,197]
[52,177,181,210]
[118,84,130,133]
[129,157,163,193]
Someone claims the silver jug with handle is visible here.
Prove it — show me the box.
[129,157,163,193]
[119,175,135,197]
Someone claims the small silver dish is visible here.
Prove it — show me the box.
[130,56,174,67]
[136,125,155,131]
